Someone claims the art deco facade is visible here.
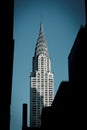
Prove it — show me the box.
[30,22,54,127]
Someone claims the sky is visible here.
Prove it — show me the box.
[10,0,85,130]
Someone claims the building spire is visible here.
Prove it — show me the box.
[39,15,44,38]
[40,14,42,25]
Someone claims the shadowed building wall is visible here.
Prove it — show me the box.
[0,0,14,130]
[41,0,87,129]
[68,25,87,86]
[22,104,28,130]
[41,25,87,129]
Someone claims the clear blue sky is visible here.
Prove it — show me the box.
[10,0,85,130]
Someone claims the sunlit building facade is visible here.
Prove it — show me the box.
[30,22,54,127]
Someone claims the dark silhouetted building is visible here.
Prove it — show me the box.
[0,0,14,130]
[22,104,28,130]
[41,0,87,129]
[41,81,74,129]
[68,26,87,86]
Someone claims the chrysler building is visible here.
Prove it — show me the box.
[30,22,54,127]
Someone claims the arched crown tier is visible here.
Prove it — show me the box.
[34,22,49,57]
